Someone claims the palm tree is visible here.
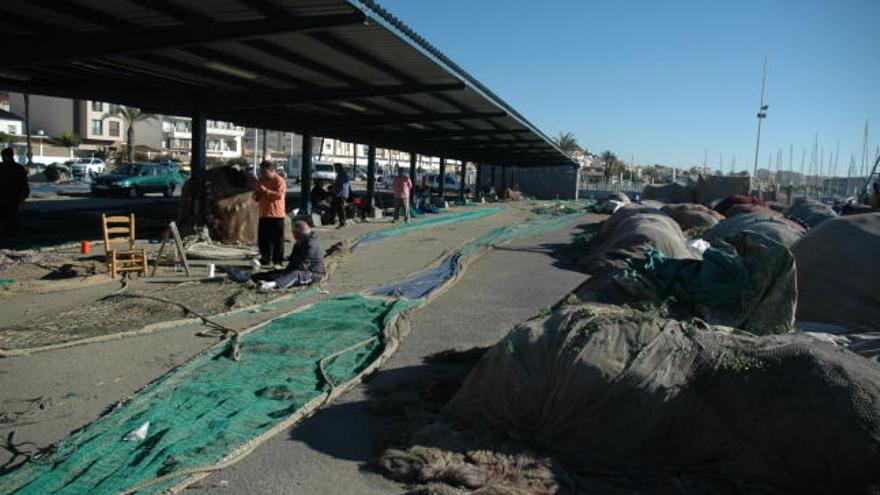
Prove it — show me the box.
[601,150,618,181]
[104,106,155,161]
[553,131,581,154]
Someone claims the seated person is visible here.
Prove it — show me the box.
[251,220,325,290]
[310,181,333,222]
[482,184,498,202]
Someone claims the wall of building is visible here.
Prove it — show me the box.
[479,164,580,199]
[695,175,752,204]
[132,116,165,150]
[79,101,124,144]
[8,93,74,138]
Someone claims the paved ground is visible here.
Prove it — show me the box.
[0,203,597,494]
[198,219,590,495]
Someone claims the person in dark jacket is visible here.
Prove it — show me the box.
[0,148,29,236]
[251,220,325,290]
[331,163,350,227]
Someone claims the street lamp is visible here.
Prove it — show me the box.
[752,56,769,181]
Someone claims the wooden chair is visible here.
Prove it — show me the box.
[102,213,148,278]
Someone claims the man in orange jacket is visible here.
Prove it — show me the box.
[253,161,287,267]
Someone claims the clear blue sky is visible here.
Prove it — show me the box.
[379,0,880,174]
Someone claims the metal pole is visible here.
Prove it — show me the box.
[367,143,376,211]
[300,133,313,215]
[459,161,467,200]
[501,164,508,192]
[24,93,33,166]
[409,152,417,209]
[261,129,267,162]
[753,55,768,181]
[191,94,208,225]
[475,162,483,198]
[252,128,258,176]
[438,157,446,200]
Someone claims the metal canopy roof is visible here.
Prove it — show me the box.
[0,0,575,167]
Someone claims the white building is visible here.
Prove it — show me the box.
[135,116,246,160]
[316,138,454,172]
[0,109,24,137]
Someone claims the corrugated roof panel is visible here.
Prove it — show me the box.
[0,0,576,166]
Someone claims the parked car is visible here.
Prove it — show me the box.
[91,162,184,198]
[313,162,337,181]
[425,173,461,192]
[65,157,105,178]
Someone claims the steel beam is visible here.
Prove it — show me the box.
[409,152,417,193]
[3,13,366,68]
[210,83,465,112]
[459,161,467,200]
[191,94,208,224]
[378,129,531,141]
[438,157,447,200]
[367,144,377,211]
[322,112,506,130]
[300,133,313,215]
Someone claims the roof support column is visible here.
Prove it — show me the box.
[261,129,268,161]
[501,164,508,193]
[366,143,377,212]
[475,163,483,199]
[300,133,313,215]
[190,93,207,225]
[409,152,417,208]
[459,161,467,201]
[352,143,358,178]
[438,157,446,201]
[24,93,33,167]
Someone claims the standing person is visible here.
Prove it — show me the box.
[391,166,413,223]
[253,161,287,267]
[0,148,29,237]
[332,162,350,227]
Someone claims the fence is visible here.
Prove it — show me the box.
[578,180,648,199]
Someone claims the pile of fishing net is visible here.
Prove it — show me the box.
[180,166,291,244]
[704,212,805,248]
[576,204,693,274]
[616,231,796,334]
[660,203,724,231]
[531,203,582,216]
[784,198,837,228]
[571,205,693,303]
[595,192,630,214]
[794,213,880,333]
[712,195,768,216]
[411,304,880,495]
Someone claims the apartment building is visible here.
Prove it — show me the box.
[7,93,124,150]
[242,129,301,159]
[315,138,449,172]
[160,117,244,160]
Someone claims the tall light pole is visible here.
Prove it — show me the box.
[752,56,769,180]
